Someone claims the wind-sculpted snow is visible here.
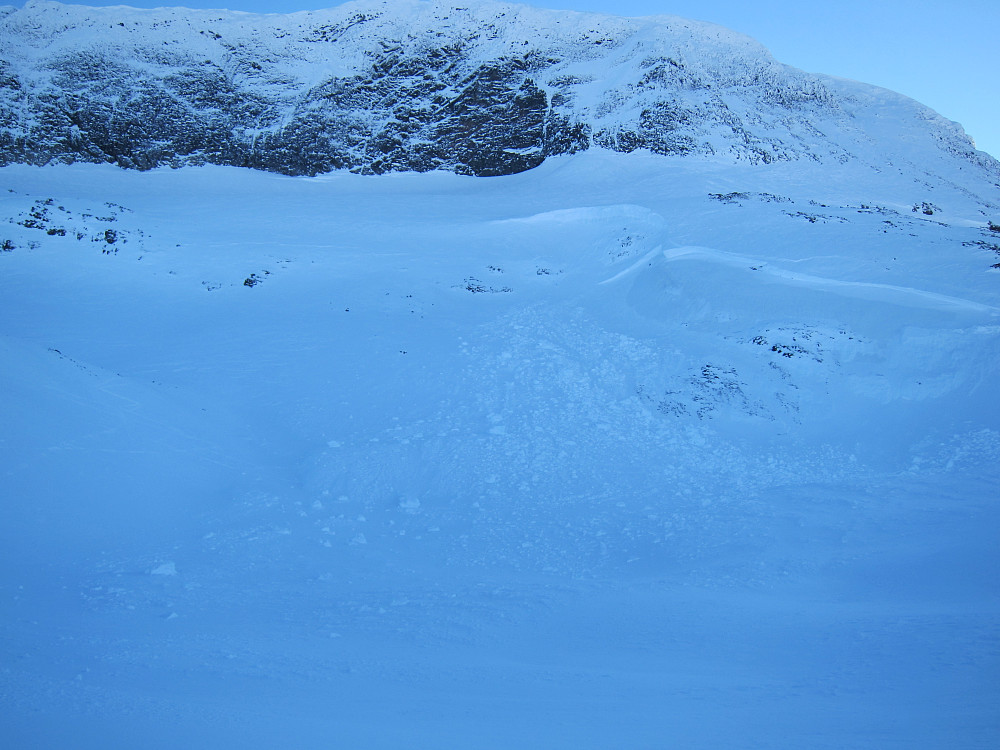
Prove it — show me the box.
[659,244,1000,313]
[1,151,999,747]
[0,0,997,183]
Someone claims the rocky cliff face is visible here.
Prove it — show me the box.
[1,0,997,180]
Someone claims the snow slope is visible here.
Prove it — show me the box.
[1,146,998,747]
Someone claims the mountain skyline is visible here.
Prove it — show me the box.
[4,0,995,160]
[2,0,996,184]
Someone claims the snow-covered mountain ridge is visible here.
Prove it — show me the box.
[1,0,997,181]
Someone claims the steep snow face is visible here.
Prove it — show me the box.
[1,148,999,748]
[0,0,996,181]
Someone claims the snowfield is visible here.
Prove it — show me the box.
[1,149,999,748]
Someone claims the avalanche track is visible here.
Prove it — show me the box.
[1,147,998,749]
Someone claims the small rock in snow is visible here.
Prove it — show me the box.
[398,495,421,513]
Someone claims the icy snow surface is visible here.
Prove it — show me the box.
[1,150,999,748]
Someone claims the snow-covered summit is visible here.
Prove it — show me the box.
[1,0,996,181]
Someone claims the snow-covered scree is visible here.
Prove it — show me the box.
[1,152,999,748]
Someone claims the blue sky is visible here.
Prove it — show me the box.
[9,0,999,158]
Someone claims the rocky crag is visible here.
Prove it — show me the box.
[1,0,997,179]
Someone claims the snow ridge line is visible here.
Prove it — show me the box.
[654,245,1000,315]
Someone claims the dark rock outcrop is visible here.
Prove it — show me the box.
[0,0,995,179]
